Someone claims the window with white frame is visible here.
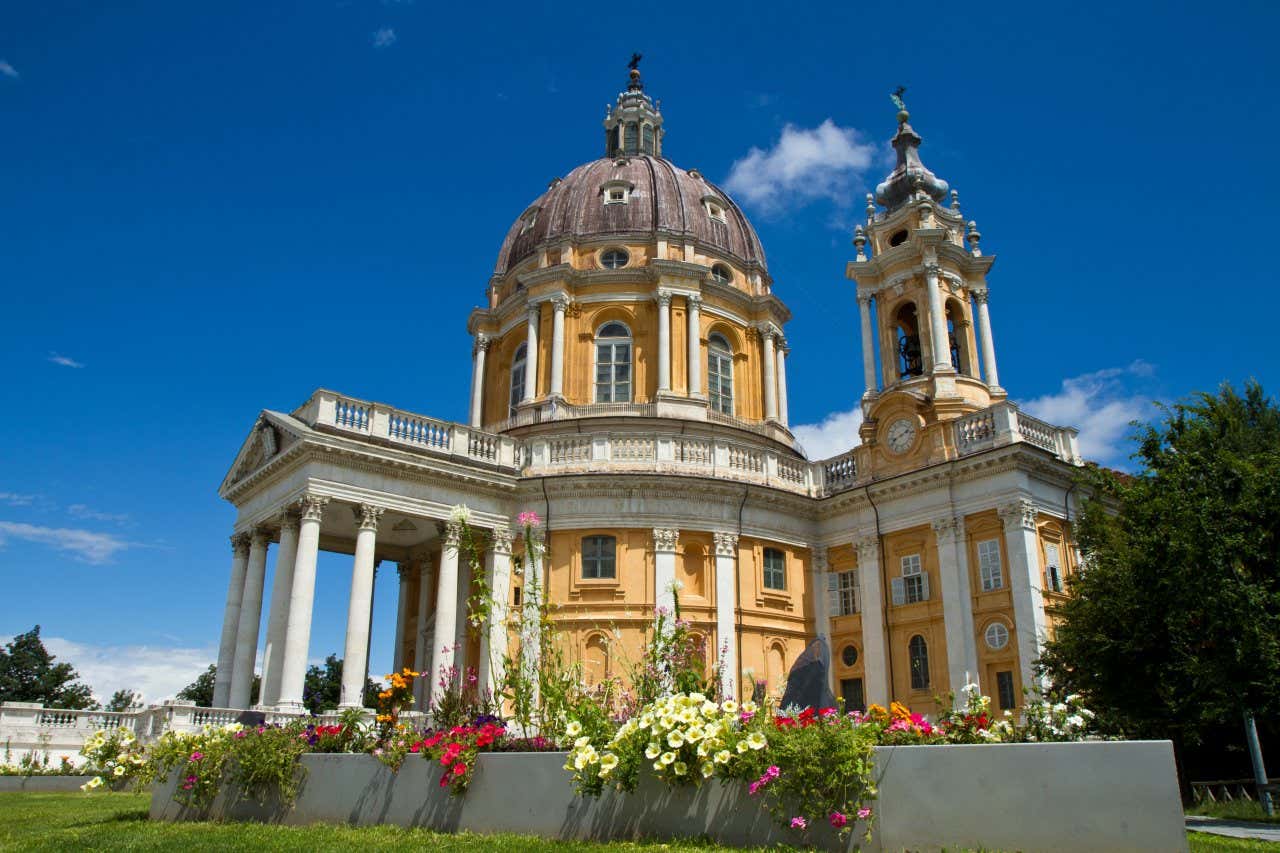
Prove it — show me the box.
[594,322,632,402]
[828,569,858,616]
[1044,542,1064,592]
[600,248,630,269]
[984,621,1009,651]
[509,343,527,416]
[703,197,727,223]
[977,538,1004,591]
[707,333,734,415]
[582,535,617,579]
[602,182,632,205]
[710,263,732,285]
[891,554,929,605]
[763,547,786,591]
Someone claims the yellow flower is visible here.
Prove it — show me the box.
[673,761,688,775]
[645,743,661,759]
[565,721,582,737]
[701,762,714,778]
[660,751,675,766]
[714,750,731,764]
[746,732,767,750]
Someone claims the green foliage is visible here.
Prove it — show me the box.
[176,664,260,708]
[0,626,96,710]
[303,654,380,715]
[1039,381,1280,749]
[78,728,147,790]
[230,724,309,806]
[105,689,141,712]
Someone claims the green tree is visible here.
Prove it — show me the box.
[1039,381,1280,797]
[303,654,381,715]
[176,664,259,708]
[105,688,142,712]
[0,626,97,709]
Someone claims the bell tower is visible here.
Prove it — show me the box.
[848,95,1004,473]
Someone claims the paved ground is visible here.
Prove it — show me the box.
[1186,815,1280,843]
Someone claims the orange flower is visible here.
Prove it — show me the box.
[890,701,912,721]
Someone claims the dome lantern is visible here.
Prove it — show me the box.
[604,55,663,158]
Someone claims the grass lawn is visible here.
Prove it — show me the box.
[1190,832,1280,851]
[1189,800,1280,825]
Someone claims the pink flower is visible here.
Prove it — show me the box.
[517,511,541,527]
[829,811,847,828]
[790,816,807,829]
[857,807,872,820]
[189,752,203,761]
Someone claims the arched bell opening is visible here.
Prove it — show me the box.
[894,302,923,379]
[945,298,975,377]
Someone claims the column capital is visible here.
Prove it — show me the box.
[249,527,272,547]
[686,292,703,308]
[491,525,514,556]
[654,289,674,307]
[475,333,492,352]
[299,494,329,523]
[712,531,738,557]
[278,506,302,534]
[396,562,415,581]
[853,533,880,563]
[411,553,434,577]
[775,336,788,353]
[230,533,252,555]
[970,287,990,304]
[440,519,465,548]
[998,498,1039,531]
[752,320,780,341]
[550,293,571,312]
[931,515,964,543]
[653,527,680,553]
[923,262,942,279]
[856,291,875,307]
[354,503,384,532]
[810,545,829,572]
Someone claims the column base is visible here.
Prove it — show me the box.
[274,701,306,713]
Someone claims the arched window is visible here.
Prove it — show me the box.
[945,299,973,376]
[707,333,734,415]
[509,343,527,416]
[594,322,632,402]
[710,263,732,285]
[908,634,930,690]
[894,302,923,378]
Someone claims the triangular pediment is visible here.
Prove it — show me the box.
[217,412,301,497]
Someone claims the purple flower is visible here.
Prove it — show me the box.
[790,816,808,829]
[857,807,872,820]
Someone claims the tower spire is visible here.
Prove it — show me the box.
[874,90,949,213]
[604,54,663,158]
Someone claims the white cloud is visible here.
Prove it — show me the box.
[0,492,35,507]
[724,119,877,212]
[67,504,129,525]
[0,521,131,563]
[793,407,864,461]
[39,636,214,705]
[47,352,84,368]
[1023,361,1155,466]
[371,27,397,48]
[0,61,17,79]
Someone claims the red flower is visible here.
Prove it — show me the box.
[438,773,450,788]
[452,763,466,776]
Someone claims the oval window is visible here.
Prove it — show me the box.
[984,622,1009,651]
[710,263,732,285]
[600,248,630,269]
[841,644,858,667]
[889,229,909,247]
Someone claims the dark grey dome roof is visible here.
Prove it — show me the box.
[493,154,768,276]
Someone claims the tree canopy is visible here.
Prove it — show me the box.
[0,626,97,709]
[303,654,380,715]
[105,688,142,712]
[1040,381,1280,752]
[176,664,258,708]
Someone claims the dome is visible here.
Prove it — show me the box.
[493,155,768,278]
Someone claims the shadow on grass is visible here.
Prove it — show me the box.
[67,808,150,829]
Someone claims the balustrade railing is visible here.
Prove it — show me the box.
[954,409,996,451]
[820,449,858,495]
[1015,411,1059,453]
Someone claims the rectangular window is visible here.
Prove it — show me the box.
[1045,542,1063,592]
[840,678,865,713]
[582,535,617,579]
[996,670,1016,710]
[891,554,928,605]
[512,586,521,606]
[978,539,1004,591]
[763,548,786,591]
[828,570,858,616]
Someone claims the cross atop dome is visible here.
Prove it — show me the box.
[874,89,949,213]
[604,54,663,158]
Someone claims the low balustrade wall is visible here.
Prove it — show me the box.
[149,741,1188,852]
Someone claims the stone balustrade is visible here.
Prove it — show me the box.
[952,401,1080,464]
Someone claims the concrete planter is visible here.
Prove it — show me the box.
[150,741,1188,852]
[0,775,97,792]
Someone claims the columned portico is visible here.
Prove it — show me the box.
[340,503,383,708]
[713,532,738,701]
[933,516,978,694]
[972,288,1001,389]
[549,295,568,398]
[277,495,327,710]
[653,528,679,614]
[857,293,877,395]
[655,291,672,393]
[522,304,540,403]
[259,509,301,707]
[429,520,463,709]
[1000,499,1047,693]
[229,529,270,709]
[469,335,489,428]
[393,563,413,672]
[478,526,513,696]
[411,555,434,710]
[686,295,702,397]
[855,534,889,707]
[213,534,251,708]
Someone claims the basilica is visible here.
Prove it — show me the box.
[212,67,1083,719]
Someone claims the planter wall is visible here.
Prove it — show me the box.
[0,775,96,792]
[150,741,1188,852]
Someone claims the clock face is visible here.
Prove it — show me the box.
[885,418,917,454]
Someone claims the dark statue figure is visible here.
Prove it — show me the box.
[779,638,836,711]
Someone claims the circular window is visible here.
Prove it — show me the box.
[840,645,858,667]
[600,248,630,269]
[889,229,909,247]
[984,622,1009,651]
[710,263,732,285]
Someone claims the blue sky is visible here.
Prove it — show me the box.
[2,0,1277,704]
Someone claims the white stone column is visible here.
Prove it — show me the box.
[775,340,790,427]
[429,520,463,710]
[411,555,434,710]
[656,290,672,392]
[653,528,679,614]
[229,529,270,709]
[213,534,251,708]
[933,516,979,697]
[469,334,489,428]
[713,532,738,701]
[393,563,413,673]
[972,288,1001,389]
[1000,499,1047,693]
[810,546,832,694]
[478,526,513,698]
[925,263,952,371]
[549,295,568,398]
[260,510,301,707]
[522,304,539,403]
[857,292,877,395]
[340,504,383,708]
[454,541,473,671]
[760,326,778,421]
[686,295,702,397]
[855,533,889,707]
[277,495,328,711]
[519,528,544,713]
